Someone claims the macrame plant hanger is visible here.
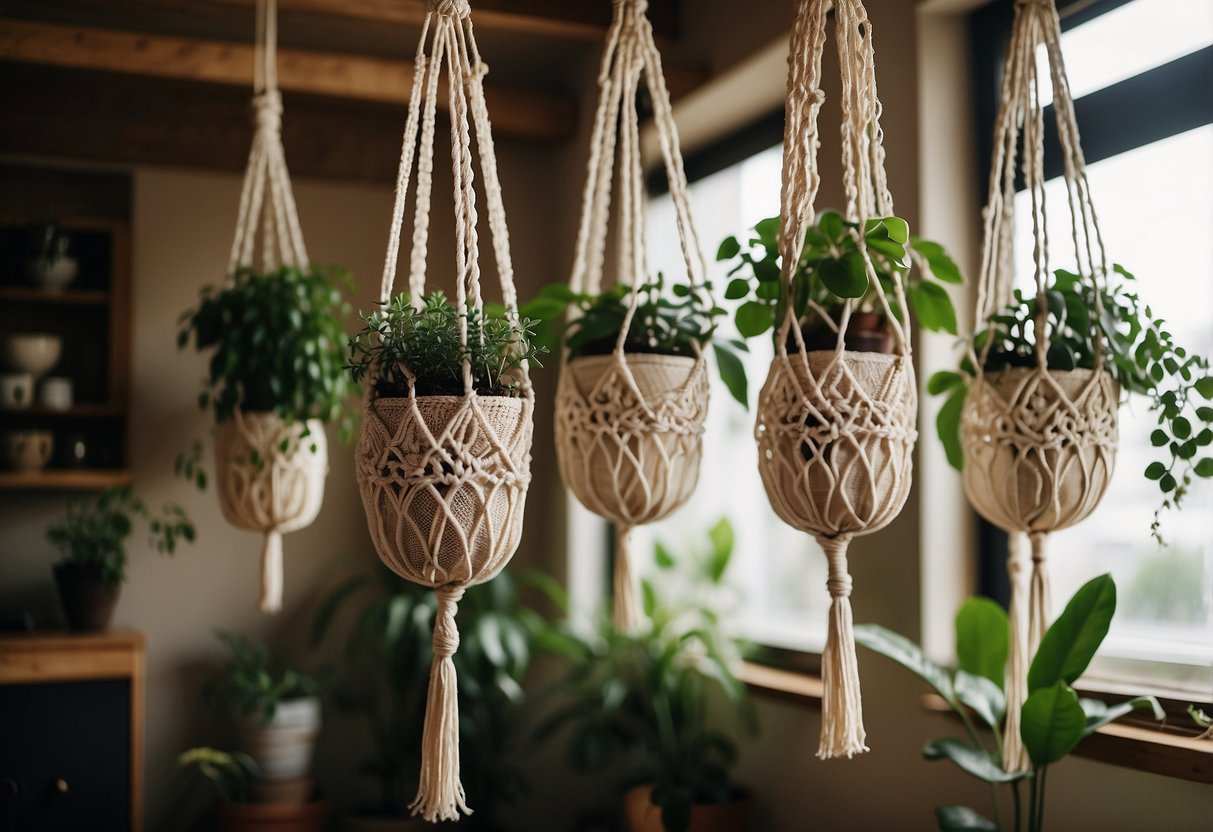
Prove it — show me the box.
[216,0,328,614]
[353,0,533,821]
[556,0,711,631]
[755,0,917,759]
[963,0,1117,772]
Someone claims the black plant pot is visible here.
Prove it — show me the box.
[53,562,120,632]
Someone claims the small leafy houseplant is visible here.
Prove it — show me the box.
[203,631,322,790]
[178,263,354,613]
[717,211,962,350]
[930,265,1213,541]
[47,485,195,632]
[538,519,755,832]
[856,575,1163,832]
[311,564,554,829]
[178,747,260,806]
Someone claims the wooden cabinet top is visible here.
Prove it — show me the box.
[0,630,145,684]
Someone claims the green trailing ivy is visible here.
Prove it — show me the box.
[715,210,963,342]
[857,574,1163,832]
[929,264,1213,541]
[46,486,195,583]
[521,274,751,407]
[346,291,544,398]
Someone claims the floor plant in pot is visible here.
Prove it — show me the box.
[47,485,195,632]
[537,519,756,832]
[177,746,328,832]
[311,563,555,831]
[856,574,1163,832]
[203,631,322,807]
[178,262,354,613]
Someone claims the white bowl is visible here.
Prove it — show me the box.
[25,256,78,291]
[3,334,62,377]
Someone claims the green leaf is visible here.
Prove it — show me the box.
[1145,461,1167,480]
[924,738,1022,783]
[818,257,868,298]
[1150,429,1169,447]
[818,210,844,242]
[1172,417,1192,439]
[855,624,955,704]
[705,518,734,583]
[1196,377,1213,399]
[910,238,964,284]
[712,342,749,409]
[654,542,675,569]
[909,281,958,334]
[928,371,964,396]
[640,579,657,618]
[937,386,967,471]
[735,302,772,338]
[935,805,998,832]
[755,216,780,249]
[1028,574,1116,693]
[954,670,1006,730]
[882,216,910,244]
[955,597,1009,688]
[1080,696,1164,737]
[1021,681,1087,765]
[716,236,741,261]
[724,278,750,300]
[1195,458,1213,478]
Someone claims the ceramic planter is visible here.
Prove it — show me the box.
[623,785,751,832]
[239,697,321,783]
[216,799,328,832]
[53,562,120,633]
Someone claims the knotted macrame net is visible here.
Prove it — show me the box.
[555,0,710,631]
[962,0,1118,772]
[215,0,329,615]
[754,0,917,760]
[352,0,533,821]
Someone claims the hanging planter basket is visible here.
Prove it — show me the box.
[753,0,918,760]
[350,0,534,822]
[554,0,713,631]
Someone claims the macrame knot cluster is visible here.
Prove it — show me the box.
[252,90,283,136]
[1029,531,1048,567]
[428,0,470,18]
[821,535,855,598]
[433,586,466,659]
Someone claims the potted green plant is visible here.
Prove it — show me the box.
[930,265,1213,542]
[717,211,962,350]
[311,563,554,831]
[177,263,354,612]
[178,746,328,832]
[538,519,755,832]
[203,632,322,805]
[856,574,1163,832]
[47,485,195,632]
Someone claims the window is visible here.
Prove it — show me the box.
[982,0,1213,697]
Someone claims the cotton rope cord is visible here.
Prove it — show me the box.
[555,0,710,632]
[754,0,917,760]
[215,0,327,615]
[353,0,533,821]
[963,0,1118,773]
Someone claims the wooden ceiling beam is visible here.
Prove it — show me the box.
[0,19,576,142]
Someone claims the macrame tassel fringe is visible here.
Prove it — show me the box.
[411,586,472,823]
[818,535,868,759]
[257,531,284,614]
[613,525,643,632]
[1002,531,1029,772]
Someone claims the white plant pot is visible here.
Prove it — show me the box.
[239,696,321,782]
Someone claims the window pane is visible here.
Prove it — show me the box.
[639,145,830,653]
[1036,0,1213,107]
[1012,125,1213,694]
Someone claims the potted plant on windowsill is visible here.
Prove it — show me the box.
[538,519,756,832]
[178,263,354,613]
[178,746,329,832]
[856,574,1163,832]
[310,564,555,831]
[47,485,195,632]
[930,264,1213,543]
[203,632,322,806]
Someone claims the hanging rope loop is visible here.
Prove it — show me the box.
[252,90,283,135]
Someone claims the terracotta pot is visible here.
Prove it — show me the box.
[53,562,120,632]
[216,800,328,832]
[239,697,322,782]
[801,312,894,354]
[253,777,314,806]
[342,816,431,832]
[623,785,751,832]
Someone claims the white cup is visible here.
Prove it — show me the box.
[2,430,53,472]
[39,376,73,411]
[0,373,34,408]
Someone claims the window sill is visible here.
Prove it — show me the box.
[738,661,823,706]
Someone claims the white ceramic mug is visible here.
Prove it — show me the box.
[39,376,73,411]
[2,430,53,472]
[0,373,34,408]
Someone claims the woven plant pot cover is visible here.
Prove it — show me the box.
[356,395,532,589]
[556,353,708,527]
[756,351,916,539]
[962,368,1118,535]
[214,411,328,612]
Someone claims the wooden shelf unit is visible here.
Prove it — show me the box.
[0,166,132,490]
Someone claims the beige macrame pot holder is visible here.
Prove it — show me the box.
[962,368,1118,535]
[356,396,532,588]
[556,354,708,527]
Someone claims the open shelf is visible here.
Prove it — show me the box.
[0,469,132,490]
[0,404,123,420]
[0,286,109,306]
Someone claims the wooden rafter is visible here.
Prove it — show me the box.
[0,19,576,141]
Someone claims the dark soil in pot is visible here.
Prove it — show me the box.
[53,562,120,632]
[798,311,894,354]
